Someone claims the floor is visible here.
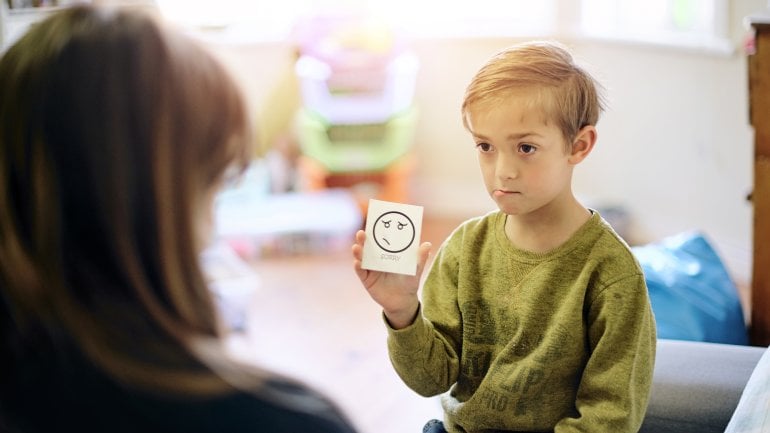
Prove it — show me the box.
[223,215,461,433]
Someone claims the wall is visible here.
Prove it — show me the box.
[209,0,766,284]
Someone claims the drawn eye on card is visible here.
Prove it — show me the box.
[362,199,423,276]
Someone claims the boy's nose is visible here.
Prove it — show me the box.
[496,155,519,180]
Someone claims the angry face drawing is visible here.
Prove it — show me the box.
[372,211,416,254]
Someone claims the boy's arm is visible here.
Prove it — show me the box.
[386,240,463,397]
[555,273,657,433]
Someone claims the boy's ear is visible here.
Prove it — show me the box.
[568,125,597,164]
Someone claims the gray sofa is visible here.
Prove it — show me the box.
[639,339,767,433]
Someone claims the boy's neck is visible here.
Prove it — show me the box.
[504,199,591,254]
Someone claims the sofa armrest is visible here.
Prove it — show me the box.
[725,343,770,432]
[639,339,765,433]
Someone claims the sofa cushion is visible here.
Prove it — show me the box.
[639,339,765,433]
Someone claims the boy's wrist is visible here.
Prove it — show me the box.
[384,301,420,330]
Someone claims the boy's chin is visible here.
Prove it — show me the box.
[490,196,525,215]
[495,203,526,216]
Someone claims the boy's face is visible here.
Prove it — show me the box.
[466,93,578,218]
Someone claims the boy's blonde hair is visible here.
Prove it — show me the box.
[461,41,605,147]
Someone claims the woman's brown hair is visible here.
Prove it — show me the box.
[0,5,254,394]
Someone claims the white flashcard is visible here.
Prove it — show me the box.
[361,199,424,276]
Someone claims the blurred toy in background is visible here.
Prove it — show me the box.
[291,13,420,214]
[264,133,302,193]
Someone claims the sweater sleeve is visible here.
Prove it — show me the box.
[385,237,463,397]
[555,273,657,433]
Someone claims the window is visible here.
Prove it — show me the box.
[3,0,729,54]
[579,0,731,54]
[154,0,554,42]
[367,1,555,38]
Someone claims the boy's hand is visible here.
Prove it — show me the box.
[351,229,432,329]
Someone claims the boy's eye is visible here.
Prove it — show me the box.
[519,143,536,154]
[476,142,492,152]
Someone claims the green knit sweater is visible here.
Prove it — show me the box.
[386,210,656,433]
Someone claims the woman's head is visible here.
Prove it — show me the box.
[461,40,605,149]
[0,5,254,392]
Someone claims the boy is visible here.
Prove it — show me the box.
[352,40,656,432]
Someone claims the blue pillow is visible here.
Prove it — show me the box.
[632,231,748,345]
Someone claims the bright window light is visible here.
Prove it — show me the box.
[580,0,731,53]
[368,0,555,38]
[154,0,732,54]
[154,0,555,41]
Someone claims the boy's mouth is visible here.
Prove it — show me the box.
[493,189,520,197]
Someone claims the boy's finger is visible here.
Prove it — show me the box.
[351,243,363,260]
[418,242,432,263]
[415,242,433,275]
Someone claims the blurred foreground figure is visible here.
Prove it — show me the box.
[0,5,357,433]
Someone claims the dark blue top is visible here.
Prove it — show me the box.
[0,345,358,433]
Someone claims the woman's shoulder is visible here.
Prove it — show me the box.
[2,348,357,433]
[188,379,358,433]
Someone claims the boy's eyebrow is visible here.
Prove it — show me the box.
[471,131,542,141]
[506,132,541,140]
